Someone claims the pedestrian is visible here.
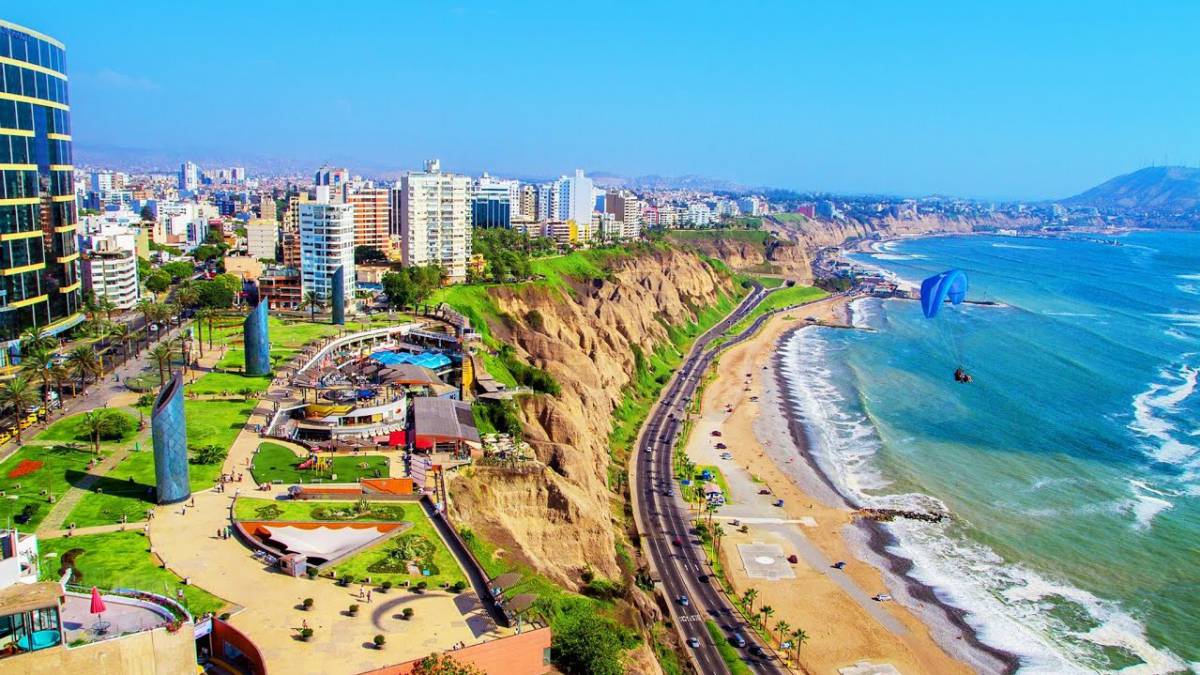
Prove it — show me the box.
[366,589,371,603]
[359,585,365,600]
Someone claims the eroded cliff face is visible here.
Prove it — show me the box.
[447,247,736,589]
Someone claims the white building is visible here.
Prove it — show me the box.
[82,234,141,309]
[179,161,199,193]
[737,196,766,216]
[245,219,279,261]
[299,199,356,304]
[684,203,713,227]
[0,530,39,587]
[535,170,594,227]
[398,159,471,282]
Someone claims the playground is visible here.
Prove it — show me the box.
[249,442,390,485]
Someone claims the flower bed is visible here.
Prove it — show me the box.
[6,459,43,479]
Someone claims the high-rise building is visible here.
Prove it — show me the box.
[283,190,310,232]
[81,236,140,310]
[314,166,350,191]
[179,161,199,193]
[604,190,642,234]
[346,187,391,252]
[245,219,279,261]
[398,160,471,282]
[518,184,537,220]
[470,174,514,229]
[259,193,277,222]
[536,170,594,226]
[299,200,355,304]
[0,21,84,352]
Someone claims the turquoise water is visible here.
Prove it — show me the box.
[780,232,1199,673]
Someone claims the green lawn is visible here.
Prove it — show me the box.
[0,444,97,532]
[727,285,828,335]
[331,509,466,588]
[233,497,405,522]
[38,531,227,617]
[36,411,140,447]
[211,317,340,371]
[753,276,786,289]
[249,442,388,485]
[686,465,732,505]
[188,371,273,396]
[769,212,811,225]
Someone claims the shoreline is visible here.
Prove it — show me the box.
[770,323,1019,673]
[686,295,981,675]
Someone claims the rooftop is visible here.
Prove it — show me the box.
[413,398,480,444]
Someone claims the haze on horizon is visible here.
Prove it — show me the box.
[8,1,1200,200]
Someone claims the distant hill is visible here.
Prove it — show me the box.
[1066,166,1200,211]
[591,172,747,193]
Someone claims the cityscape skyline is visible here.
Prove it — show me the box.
[7,2,1200,200]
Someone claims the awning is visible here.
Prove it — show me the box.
[388,430,406,446]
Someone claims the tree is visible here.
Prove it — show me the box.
[760,604,774,632]
[742,588,758,616]
[775,619,790,650]
[300,291,323,322]
[190,444,226,465]
[175,284,200,309]
[0,375,38,444]
[354,246,387,264]
[145,270,171,295]
[19,326,56,354]
[410,653,483,675]
[197,308,217,351]
[19,346,55,420]
[551,611,626,675]
[81,410,125,454]
[791,628,808,663]
[196,280,235,308]
[149,344,173,386]
[381,271,416,309]
[96,295,117,322]
[107,323,132,362]
[66,346,101,388]
[50,363,73,400]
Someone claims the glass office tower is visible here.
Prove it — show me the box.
[0,21,83,358]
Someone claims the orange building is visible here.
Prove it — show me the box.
[348,187,391,252]
[358,627,552,675]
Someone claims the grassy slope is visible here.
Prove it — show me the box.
[727,285,828,335]
[38,531,227,616]
[330,510,466,588]
[249,442,388,485]
[666,229,769,245]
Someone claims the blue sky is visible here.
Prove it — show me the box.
[8,1,1200,199]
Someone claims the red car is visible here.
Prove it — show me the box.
[672,536,682,546]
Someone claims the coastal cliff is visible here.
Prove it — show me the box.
[447,246,738,589]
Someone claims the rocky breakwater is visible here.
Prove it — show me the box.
[447,246,737,589]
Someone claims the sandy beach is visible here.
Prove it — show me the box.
[683,294,1009,674]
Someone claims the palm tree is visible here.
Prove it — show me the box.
[0,375,39,444]
[742,588,758,616]
[300,291,322,322]
[791,628,808,663]
[107,323,132,363]
[774,620,790,651]
[149,343,173,386]
[194,308,212,357]
[759,605,774,632]
[50,363,73,401]
[19,326,56,354]
[82,295,101,324]
[66,346,101,389]
[81,410,115,455]
[136,298,155,336]
[175,284,199,309]
[96,295,117,322]
[19,346,55,420]
[712,523,726,561]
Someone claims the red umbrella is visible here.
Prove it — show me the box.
[89,587,106,614]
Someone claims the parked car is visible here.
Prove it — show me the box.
[773,499,785,507]
[787,554,799,564]
[710,430,722,437]
[758,488,772,495]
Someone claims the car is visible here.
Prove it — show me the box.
[731,633,747,648]
[687,636,700,648]
[677,595,689,606]
[720,452,733,460]
[710,430,722,437]
[773,499,785,507]
[664,489,674,497]
[787,554,799,564]
[749,645,767,658]
[672,536,682,546]
[758,488,772,495]
[832,561,846,570]
[873,593,893,602]
[715,442,727,449]
[697,574,708,583]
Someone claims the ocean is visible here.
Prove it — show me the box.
[779,232,1199,673]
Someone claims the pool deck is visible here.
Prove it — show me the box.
[61,593,171,643]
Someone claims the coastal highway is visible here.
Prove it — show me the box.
[633,283,788,675]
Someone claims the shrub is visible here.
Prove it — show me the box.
[524,309,545,331]
[299,627,313,640]
[340,574,354,586]
[373,634,385,648]
[302,598,313,610]
[219,613,231,621]
[306,567,318,579]
[415,581,427,592]
[402,608,414,620]
[381,580,392,591]
[348,604,359,615]
[449,580,467,593]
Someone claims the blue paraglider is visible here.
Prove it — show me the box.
[920,269,968,319]
[920,269,973,382]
